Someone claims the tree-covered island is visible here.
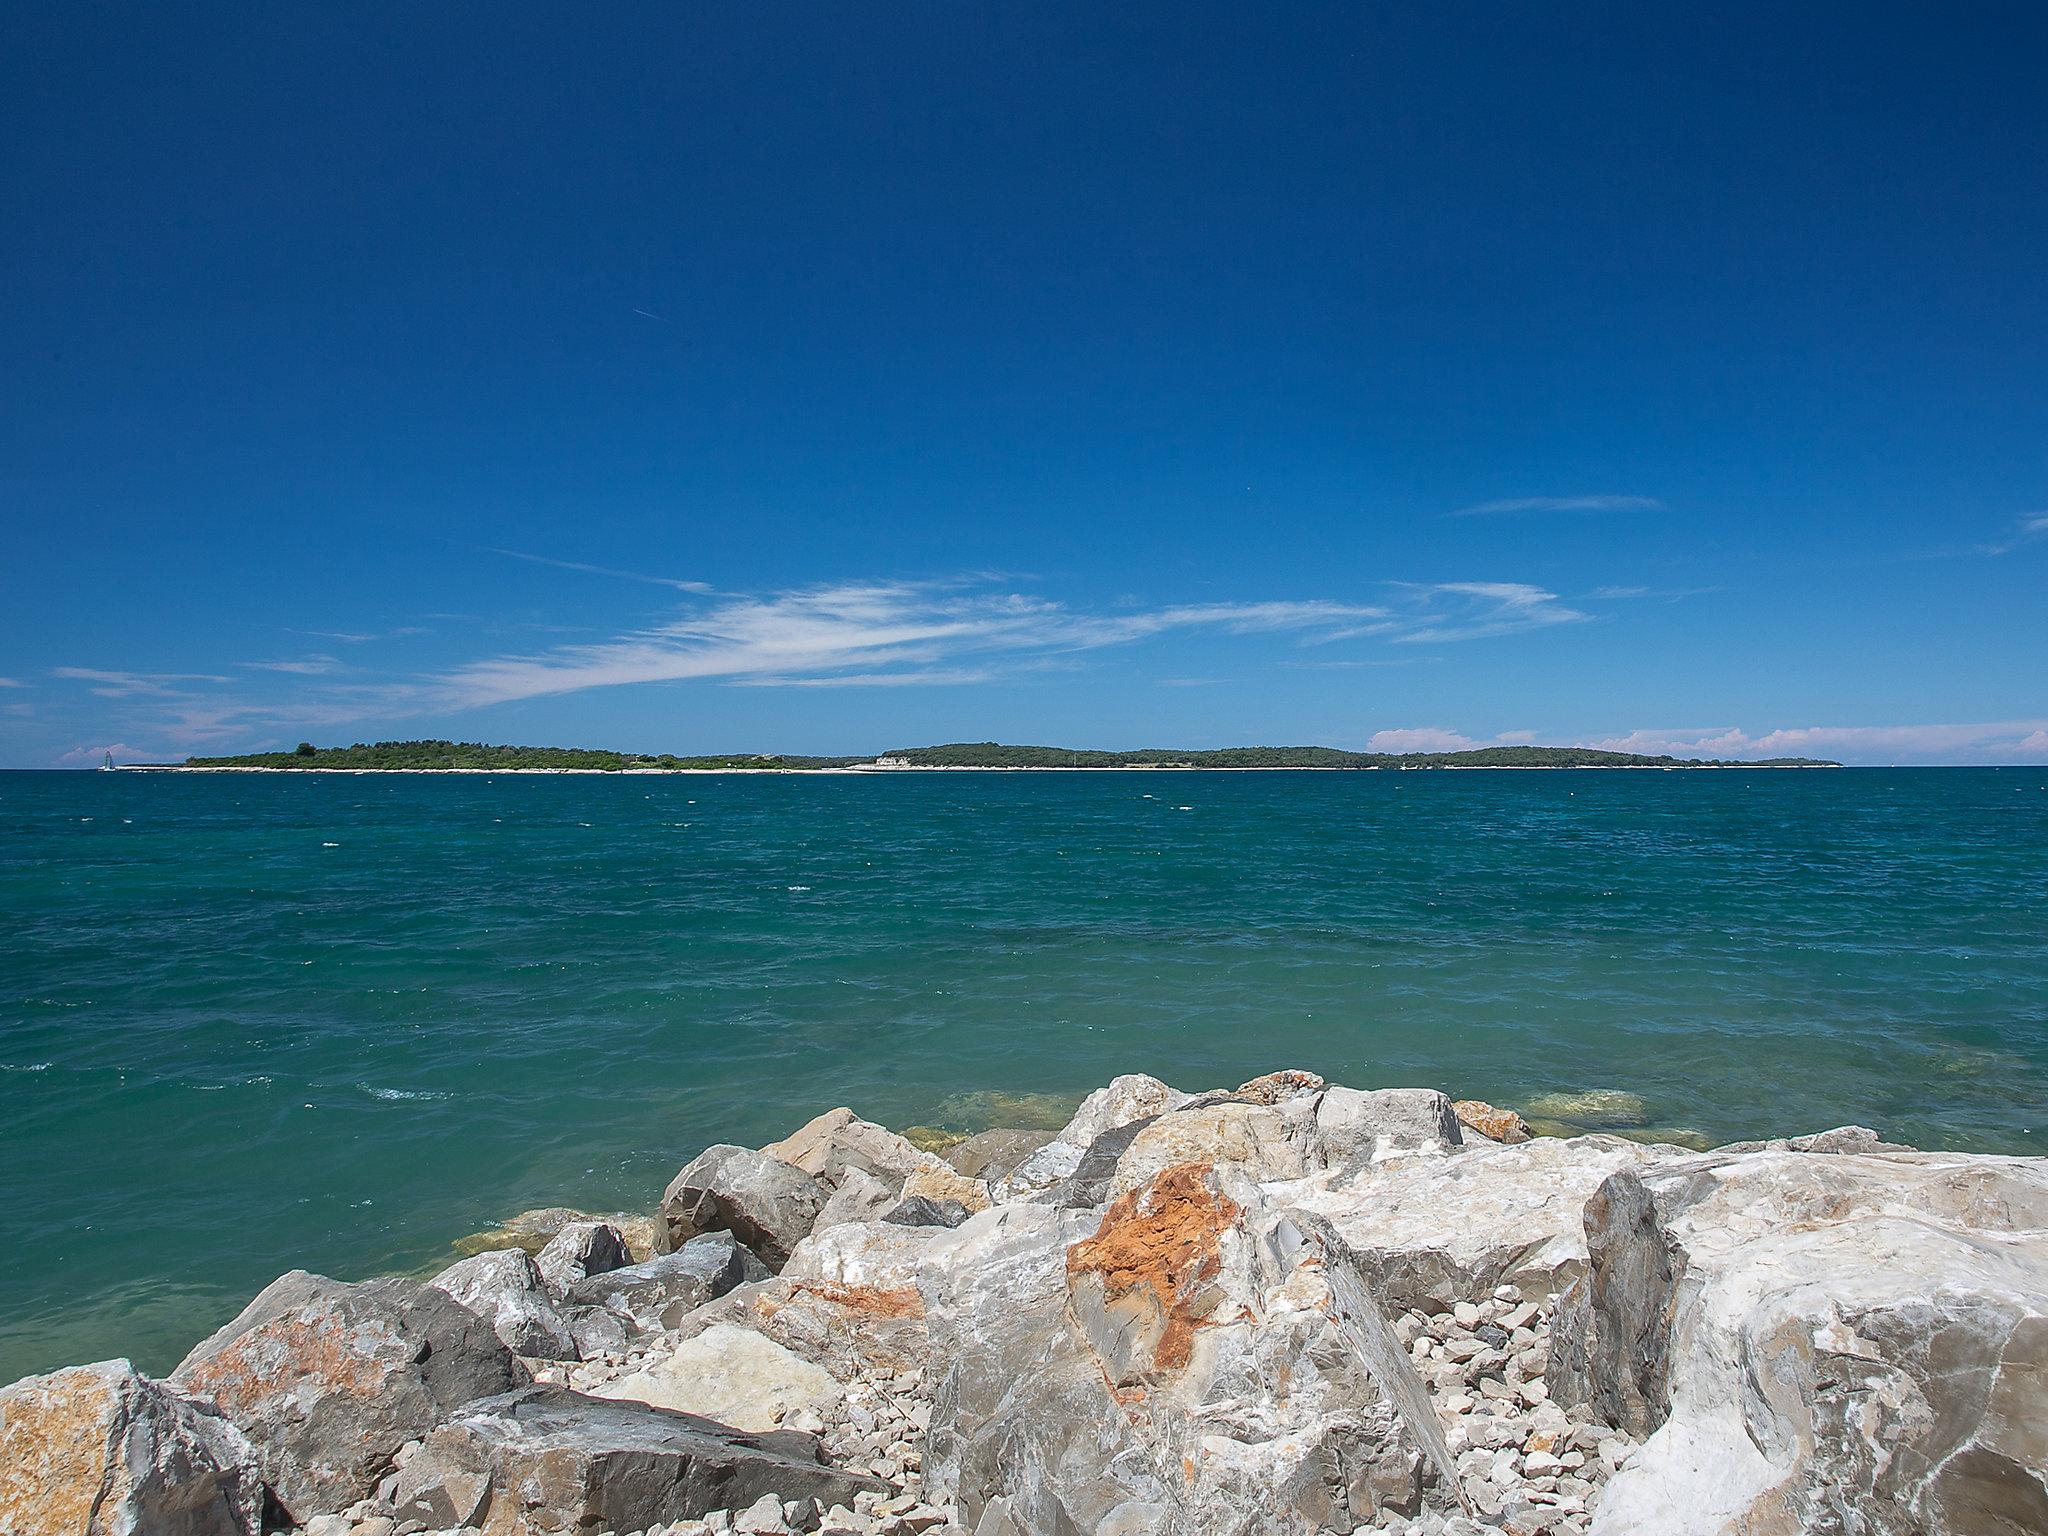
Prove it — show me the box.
[169,739,1838,771]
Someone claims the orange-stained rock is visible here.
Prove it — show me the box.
[1453,1099,1531,1143]
[0,1359,262,1536]
[1232,1068,1326,1105]
[1065,1163,1239,1376]
[172,1271,525,1521]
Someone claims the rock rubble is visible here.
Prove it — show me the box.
[4,1069,2043,1536]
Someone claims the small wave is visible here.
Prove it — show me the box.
[787,885,812,892]
[357,1084,455,1102]
[2,1062,52,1073]
[321,841,340,848]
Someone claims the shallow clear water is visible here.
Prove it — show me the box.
[2,766,2045,1380]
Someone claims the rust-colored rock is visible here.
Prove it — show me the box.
[172,1271,525,1521]
[1232,1068,1326,1105]
[1453,1098,1531,1143]
[1066,1162,1239,1375]
[0,1359,263,1536]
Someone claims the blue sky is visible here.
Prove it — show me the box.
[3,5,2044,766]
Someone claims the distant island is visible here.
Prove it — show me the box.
[157,739,1840,771]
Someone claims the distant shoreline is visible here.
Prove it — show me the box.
[118,762,1842,775]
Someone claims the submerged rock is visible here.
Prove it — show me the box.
[170,1271,526,1521]
[662,1144,829,1270]
[0,1359,264,1536]
[389,1385,886,1534]
[453,1205,666,1263]
[943,1127,1056,1181]
[429,1248,581,1360]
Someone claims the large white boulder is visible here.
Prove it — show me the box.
[1287,1133,1681,1311]
[1551,1148,2048,1535]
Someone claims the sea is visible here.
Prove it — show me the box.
[2,765,2045,1382]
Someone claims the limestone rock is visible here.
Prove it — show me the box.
[1106,1099,1315,1198]
[883,1194,974,1227]
[0,1359,264,1536]
[1287,1134,1678,1312]
[1452,1101,1530,1144]
[1056,1073,1190,1147]
[812,1165,899,1231]
[454,1206,667,1262]
[763,1108,943,1192]
[898,1164,992,1215]
[564,1233,769,1338]
[662,1144,829,1270]
[1552,1148,2048,1535]
[1318,1087,1463,1165]
[534,1220,632,1294]
[595,1324,837,1430]
[171,1270,526,1521]
[684,1273,934,1383]
[1229,1067,1326,1105]
[785,1218,962,1296]
[429,1248,581,1360]
[923,1166,1459,1536]
[389,1385,885,1534]
[942,1128,1055,1181]
[987,1138,1086,1202]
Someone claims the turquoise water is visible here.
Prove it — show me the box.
[3,766,2045,1381]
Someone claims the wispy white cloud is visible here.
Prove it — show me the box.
[0,677,27,688]
[51,667,233,697]
[1967,512,2048,556]
[1389,582,1587,643]
[1579,721,2048,765]
[290,626,428,644]
[484,547,714,593]
[243,654,344,676]
[430,584,1403,710]
[1449,495,1665,517]
[44,574,1596,753]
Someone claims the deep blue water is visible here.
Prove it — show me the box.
[2,766,2045,1381]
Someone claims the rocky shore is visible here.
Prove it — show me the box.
[4,1069,2044,1535]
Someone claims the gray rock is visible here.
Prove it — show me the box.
[0,1359,265,1536]
[663,1144,829,1270]
[171,1270,526,1521]
[562,1304,631,1358]
[535,1220,633,1294]
[922,1166,1459,1536]
[1317,1087,1463,1165]
[565,1233,770,1338]
[762,1108,943,1193]
[593,1322,838,1430]
[1106,1098,1316,1198]
[812,1165,898,1231]
[389,1385,886,1532]
[942,1128,1056,1181]
[1553,1148,2048,1535]
[881,1194,973,1228]
[1054,1073,1190,1148]
[1286,1133,1682,1311]
[428,1248,581,1360]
